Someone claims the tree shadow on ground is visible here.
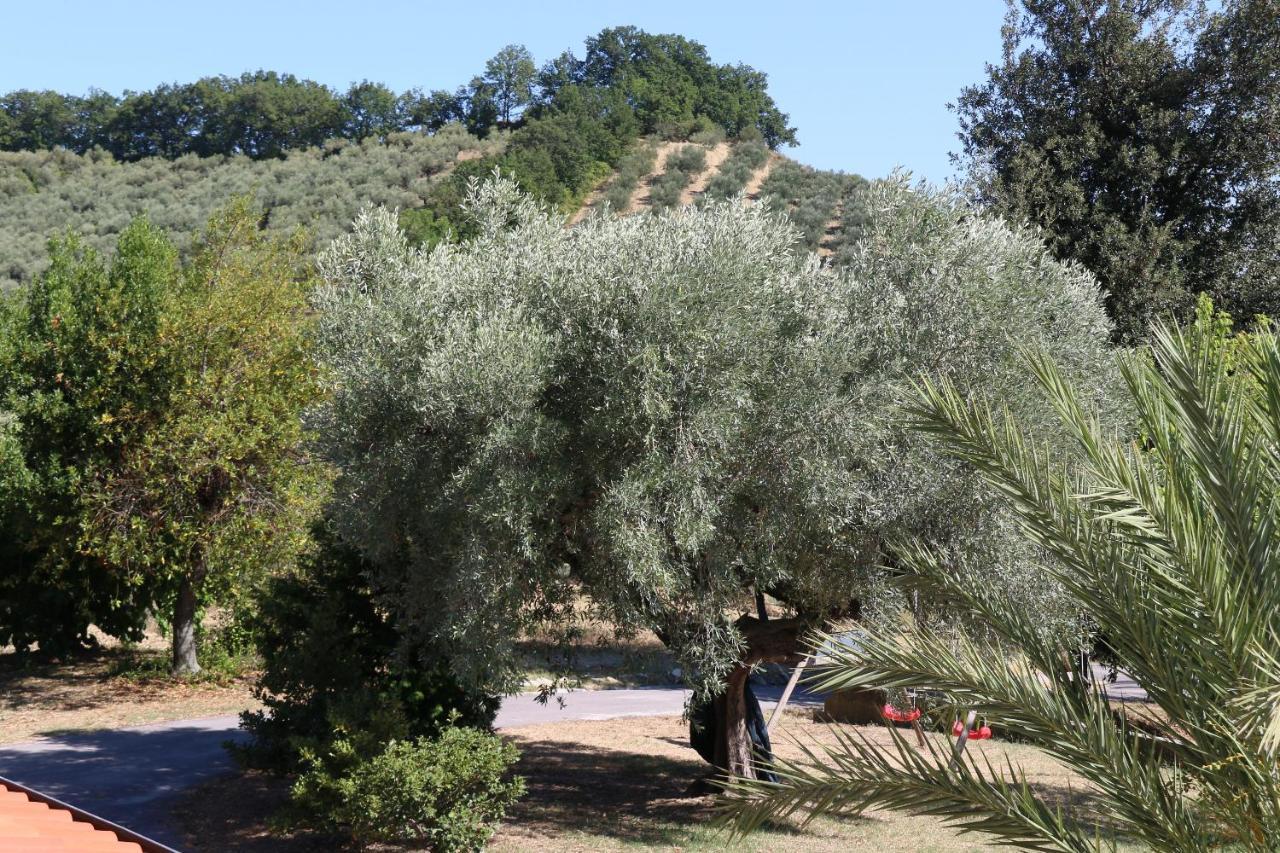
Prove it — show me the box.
[0,720,249,847]
[0,646,173,714]
[497,736,815,848]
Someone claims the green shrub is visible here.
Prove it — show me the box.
[399,206,456,250]
[689,125,726,146]
[234,523,498,773]
[666,144,707,175]
[757,160,850,248]
[702,140,770,201]
[648,144,707,210]
[296,727,524,851]
[601,142,658,212]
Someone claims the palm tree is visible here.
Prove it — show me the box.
[722,320,1280,851]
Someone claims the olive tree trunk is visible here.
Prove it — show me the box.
[171,572,201,676]
[714,615,807,780]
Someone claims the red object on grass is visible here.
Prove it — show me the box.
[952,719,990,739]
[881,703,921,723]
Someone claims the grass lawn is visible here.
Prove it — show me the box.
[176,711,1137,852]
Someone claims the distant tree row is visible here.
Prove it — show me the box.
[0,27,796,162]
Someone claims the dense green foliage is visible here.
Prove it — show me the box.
[1,27,795,161]
[955,0,1280,341]
[0,125,502,289]
[757,160,853,248]
[0,205,324,668]
[468,85,637,212]
[236,524,497,773]
[293,727,523,851]
[827,174,875,263]
[549,26,797,147]
[726,316,1280,850]
[311,176,1115,714]
[0,223,172,653]
[648,143,707,209]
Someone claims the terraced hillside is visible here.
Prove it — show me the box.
[0,129,868,290]
[569,136,868,253]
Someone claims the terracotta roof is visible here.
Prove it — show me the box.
[0,781,146,852]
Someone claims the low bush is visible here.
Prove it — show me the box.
[757,160,850,248]
[294,727,524,851]
[702,140,770,201]
[234,523,498,774]
[827,176,873,264]
[601,142,658,212]
[649,144,707,209]
[656,114,722,142]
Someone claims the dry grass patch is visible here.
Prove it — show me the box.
[0,630,258,745]
[489,713,1112,852]
[174,711,1138,851]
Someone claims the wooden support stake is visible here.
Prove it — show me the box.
[950,709,978,769]
[767,654,811,731]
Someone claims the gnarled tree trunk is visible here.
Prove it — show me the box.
[171,572,201,676]
[714,614,807,780]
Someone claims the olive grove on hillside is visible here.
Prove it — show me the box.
[311,175,1118,779]
[0,125,504,289]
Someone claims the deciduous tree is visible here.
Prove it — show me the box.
[484,45,537,127]
[954,0,1280,341]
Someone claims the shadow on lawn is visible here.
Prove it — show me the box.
[0,645,179,715]
[497,737,814,847]
[503,726,1149,850]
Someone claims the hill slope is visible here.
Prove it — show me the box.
[0,130,870,290]
[0,125,503,288]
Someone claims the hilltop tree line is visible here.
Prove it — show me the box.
[0,27,795,162]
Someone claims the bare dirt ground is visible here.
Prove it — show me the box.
[0,629,258,745]
[679,141,732,206]
[176,711,1125,852]
[742,153,781,203]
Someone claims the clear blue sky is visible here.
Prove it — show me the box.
[1,1,1006,184]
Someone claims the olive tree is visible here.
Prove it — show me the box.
[312,175,1116,779]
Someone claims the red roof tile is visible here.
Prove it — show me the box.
[0,783,145,852]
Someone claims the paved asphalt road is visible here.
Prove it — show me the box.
[0,684,820,849]
[0,670,1144,850]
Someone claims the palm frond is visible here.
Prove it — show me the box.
[721,320,1280,850]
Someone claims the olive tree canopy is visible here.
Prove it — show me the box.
[312,175,1116,777]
